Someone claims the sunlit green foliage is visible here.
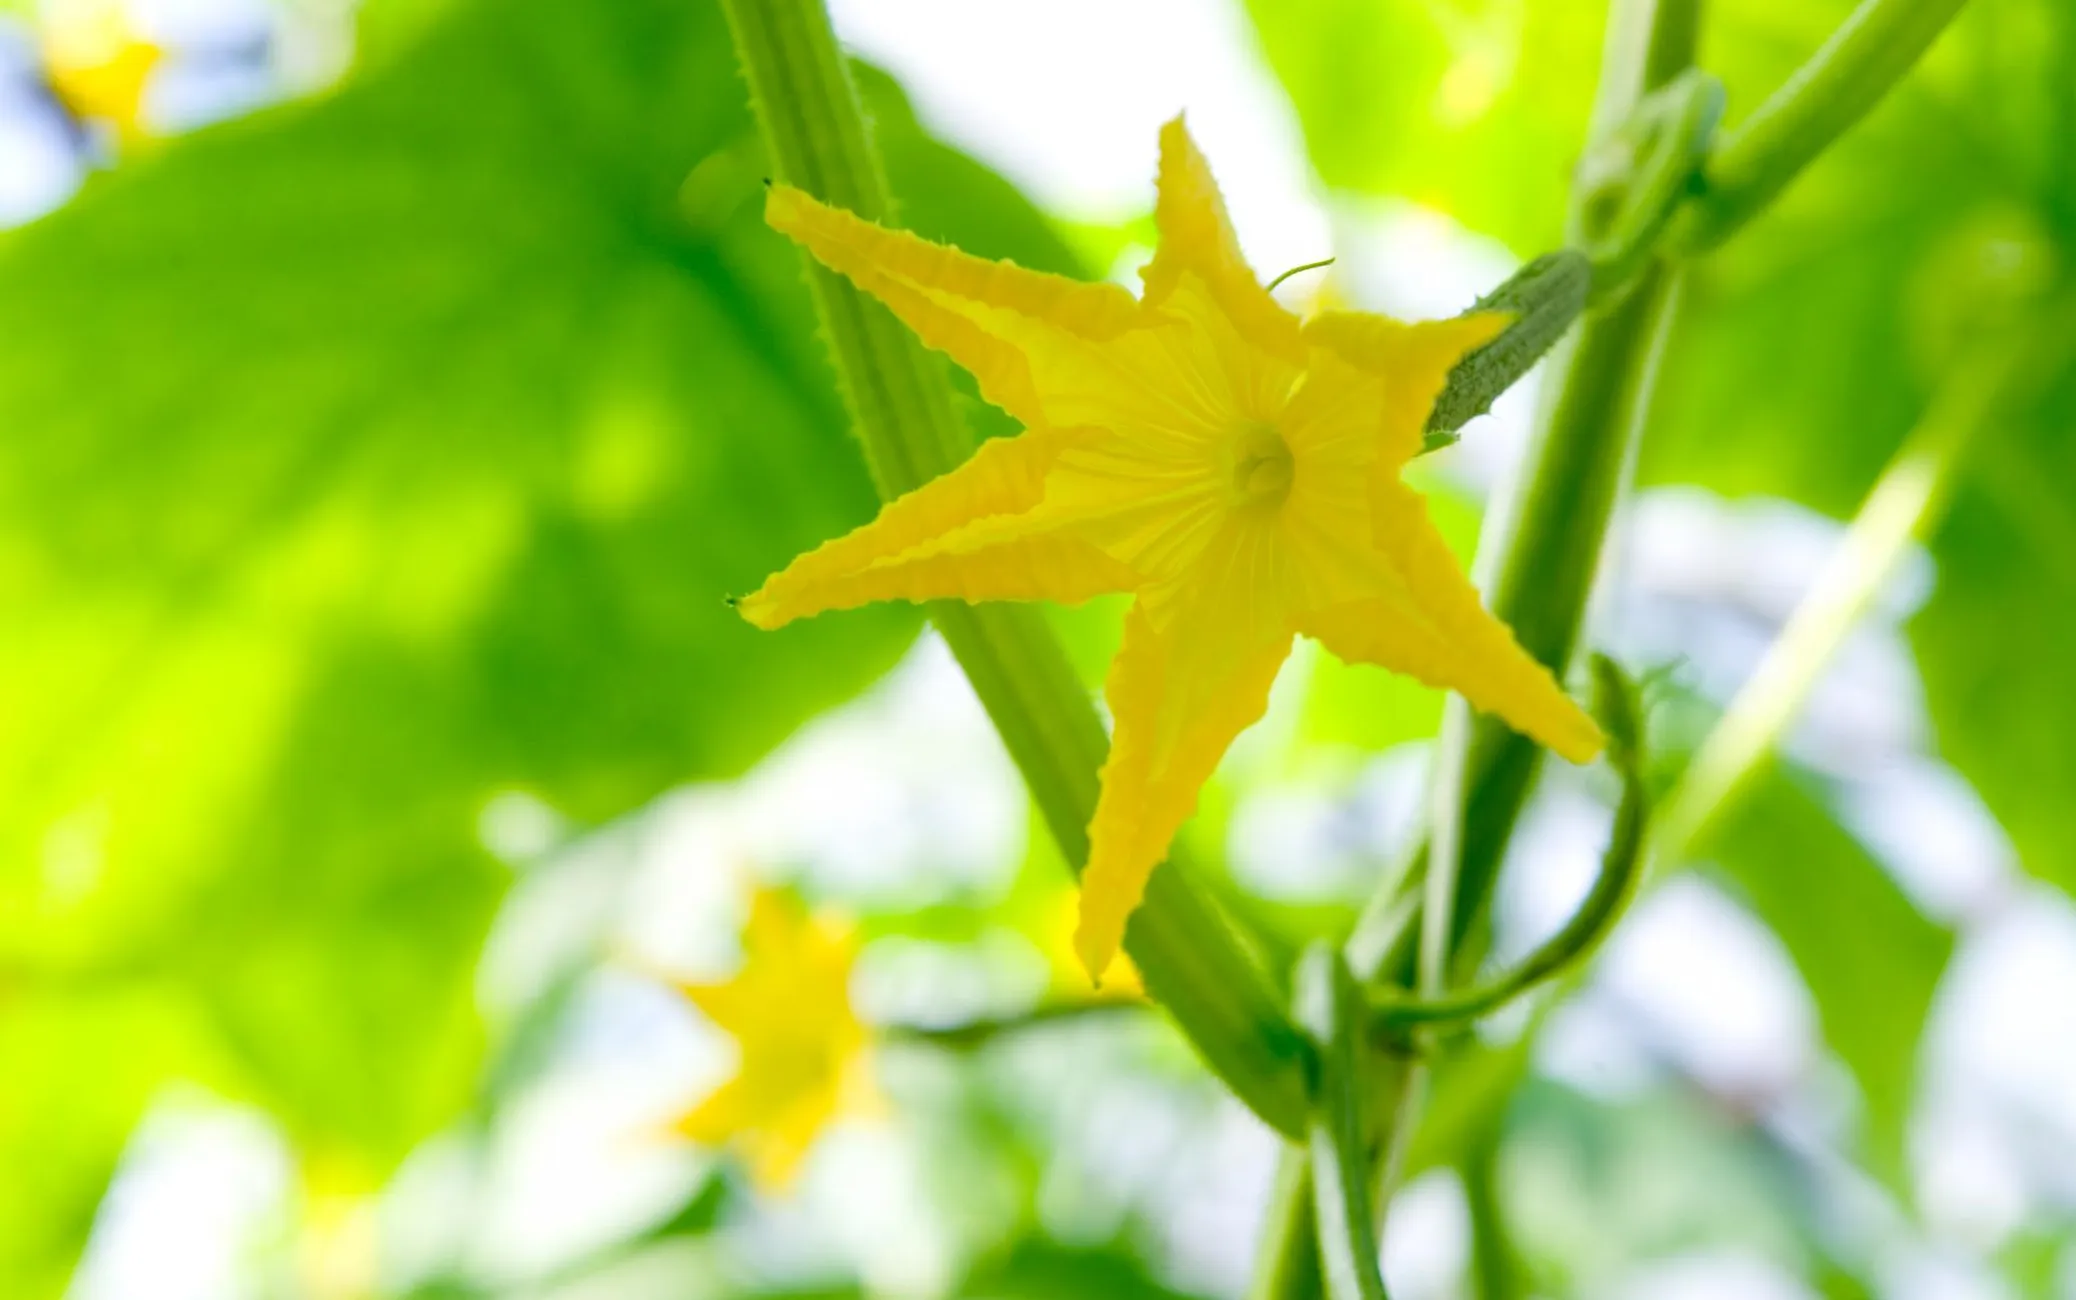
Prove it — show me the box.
[0,0,1090,1287]
[3,0,2070,1293]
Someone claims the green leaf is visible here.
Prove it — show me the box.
[0,0,1090,1285]
[0,985,232,1300]
[1505,1078,1811,1291]
[1645,38,2051,513]
[0,0,905,1146]
[1914,371,2076,897]
[1694,764,1953,1179]
[1242,0,1604,254]
[957,1241,1210,1300]
[1402,1034,1534,1182]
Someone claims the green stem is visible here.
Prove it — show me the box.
[1346,268,1681,987]
[1426,116,1685,986]
[1574,70,1724,299]
[1675,0,1975,251]
[1351,0,1697,1248]
[1653,326,2047,864]
[1355,0,1982,979]
[1352,0,1699,994]
[1296,945,1391,1300]
[1375,662,1650,1030]
[887,998,1144,1050]
[721,0,1312,1140]
[1461,1119,1520,1300]
[1249,1149,1326,1300]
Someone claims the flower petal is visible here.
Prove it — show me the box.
[1076,597,1293,981]
[1296,311,1509,468]
[739,427,1141,628]
[1297,479,1602,763]
[666,889,864,1190]
[766,184,1144,428]
[1140,117,1305,363]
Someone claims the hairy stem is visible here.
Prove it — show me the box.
[721,0,1312,1139]
[1424,252,1593,450]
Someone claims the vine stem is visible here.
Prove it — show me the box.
[1247,1148,1325,1300]
[1461,1116,1520,1300]
[1376,659,1649,1031]
[884,998,1143,1050]
[1675,0,1976,251]
[719,0,1313,1139]
[1345,262,1683,990]
[1357,0,1700,1254]
[1296,946,1391,1300]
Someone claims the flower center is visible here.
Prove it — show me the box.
[1228,423,1294,506]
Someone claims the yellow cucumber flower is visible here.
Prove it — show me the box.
[742,119,1603,982]
[669,889,872,1189]
[41,0,161,144]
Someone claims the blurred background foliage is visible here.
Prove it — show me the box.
[0,0,2072,1296]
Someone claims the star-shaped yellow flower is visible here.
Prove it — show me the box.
[671,889,871,1189]
[742,120,1603,981]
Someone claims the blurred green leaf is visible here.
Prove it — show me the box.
[1646,1,2060,515]
[1506,1079,1810,1292]
[0,0,904,1150]
[1697,764,1953,1179]
[958,1240,1209,1300]
[0,0,1091,1287]
[1887,4,2076,908]
[1243,0,1604,254]
[1914,369,2076,897]
[1626,0,2076,920]
[0,985,230,1300]
[1403,1033,1533,1181]
[1246,0,2060,511]
[1251,0,2068,1072]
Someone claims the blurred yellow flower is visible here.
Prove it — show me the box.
[669,889,871,1189]
[742,119,1602,983]
[41,0,161,144]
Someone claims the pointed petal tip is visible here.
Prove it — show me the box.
[1072,909,1120,988]
[1456,309,1513,350]
[762,180,813,232]
[733,588,787,631]
[1526,692,1606,766]
[1553,715,1608,766]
